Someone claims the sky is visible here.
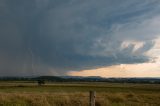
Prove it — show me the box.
[0,0,160,77]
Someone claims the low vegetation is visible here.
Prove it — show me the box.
[0,82,160,106]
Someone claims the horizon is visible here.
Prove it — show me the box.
[0,75,159,79]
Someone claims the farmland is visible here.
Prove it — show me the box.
[0,82,160,106]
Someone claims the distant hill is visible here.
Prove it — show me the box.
[0,76,160,84]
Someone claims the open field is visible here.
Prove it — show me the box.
[0,82,160,106]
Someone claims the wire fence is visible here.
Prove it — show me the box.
[48,92,160,106]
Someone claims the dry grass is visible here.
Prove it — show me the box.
[0,92,159,106]
[0,93,88,106]
[0,82,160,106]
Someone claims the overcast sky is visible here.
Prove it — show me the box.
[0,0,160,77]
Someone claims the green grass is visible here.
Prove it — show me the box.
[0,82,160,106]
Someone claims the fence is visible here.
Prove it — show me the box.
[52,91,160,106]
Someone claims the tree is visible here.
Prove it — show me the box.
[37,80,45,86]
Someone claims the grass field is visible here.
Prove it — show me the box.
[0,82,160,106]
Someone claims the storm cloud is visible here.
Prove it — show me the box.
[0,0,160,76]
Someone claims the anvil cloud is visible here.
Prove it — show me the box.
[0,0,160,76]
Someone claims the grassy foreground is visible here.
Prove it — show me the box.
[0,82,160,106]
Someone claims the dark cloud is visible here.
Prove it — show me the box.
[0,0,160,76]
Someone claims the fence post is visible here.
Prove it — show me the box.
[89,91,96,106]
